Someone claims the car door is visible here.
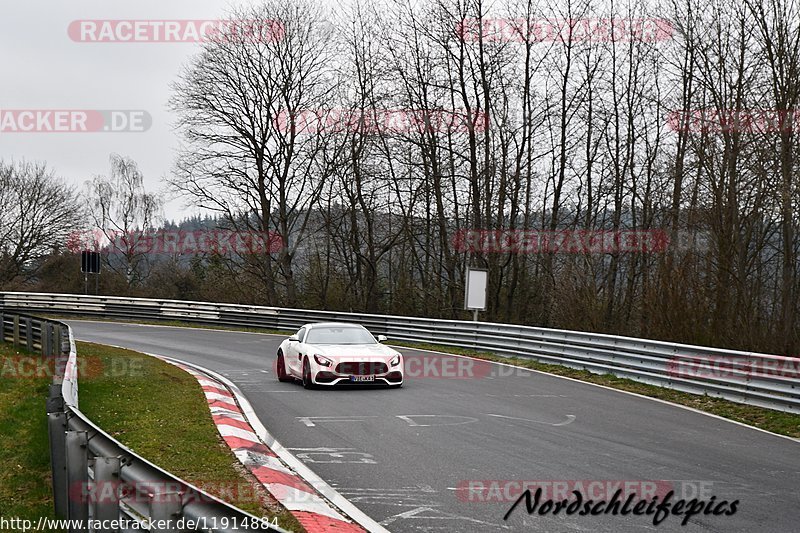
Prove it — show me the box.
[286,327,306,375]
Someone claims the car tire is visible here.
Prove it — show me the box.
[276,351,292,382]
[302,357,315,389]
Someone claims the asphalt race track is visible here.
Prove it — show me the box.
[69,320,800,533]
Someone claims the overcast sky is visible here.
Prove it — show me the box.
[0,0,257,221]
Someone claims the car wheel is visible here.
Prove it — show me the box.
[389,383,403,389]
[276,351,292,382]
[302,358,315,389]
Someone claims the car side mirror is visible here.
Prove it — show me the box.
[377,334,388,343]
[288,335,299,342]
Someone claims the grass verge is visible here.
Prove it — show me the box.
[0,341,59,531]
[76,341,304,532]
[389,340,800,439]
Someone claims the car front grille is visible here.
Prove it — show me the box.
[335,362,388,375]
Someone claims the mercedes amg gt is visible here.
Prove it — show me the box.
[275,322,404,388]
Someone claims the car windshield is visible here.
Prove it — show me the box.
[305,326,376,345]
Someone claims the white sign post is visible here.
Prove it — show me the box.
[464,268,488,321]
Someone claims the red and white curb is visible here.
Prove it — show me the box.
[154,355,377,533]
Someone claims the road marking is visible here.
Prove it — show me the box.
[521,514,593,531]
[396,415,479,427]
[297,416,378,427]
[336,487,437,505]
[553,415,577,426]
[336,486,436,494]
[379,506,510,529]
[287,447,377,464]
[486,394,569,398]
[485,413,576,427]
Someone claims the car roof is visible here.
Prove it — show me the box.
[303,322,367,329]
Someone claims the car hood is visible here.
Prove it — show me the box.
[309,343,397,362]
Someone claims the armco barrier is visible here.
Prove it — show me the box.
[1,291,798,414]
[0,312,289,533]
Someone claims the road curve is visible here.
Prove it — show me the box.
[69,320,800,533]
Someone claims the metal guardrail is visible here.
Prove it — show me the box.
[0,312,289,533]
[1,291,798,415]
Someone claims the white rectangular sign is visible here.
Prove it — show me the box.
[465,268,488,310]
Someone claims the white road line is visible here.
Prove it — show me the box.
[378,506,511,529]
[335,486,435,493]
[396,414,479,427]
[553,414,577,426]
[297,416,378,427]
[291,449,377,464]
[486,394,569,398]
[485,413,576,427]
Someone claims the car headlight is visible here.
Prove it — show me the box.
[390,354,401,367]
[314,354,333,367]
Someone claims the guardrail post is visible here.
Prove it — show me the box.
[48,415,69,518]
[61,325,71,355]
[13,315,19,347]
[66,430,90,531]
[47,384,68,519]
[0,312,5,342]
[93,457,122,530]
[48,323,56,357]
[24,317,33,351]
[55,326,63,356]
[41,322,50,357]
[149,487,182,532]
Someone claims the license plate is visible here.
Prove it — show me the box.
[350,375,375,382]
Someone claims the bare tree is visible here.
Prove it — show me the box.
[746,0,800,353]
[86,154,163,287]
[170,0,337,306]
[0,160,83,287]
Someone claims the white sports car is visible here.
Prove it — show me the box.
[275,322,404,388]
